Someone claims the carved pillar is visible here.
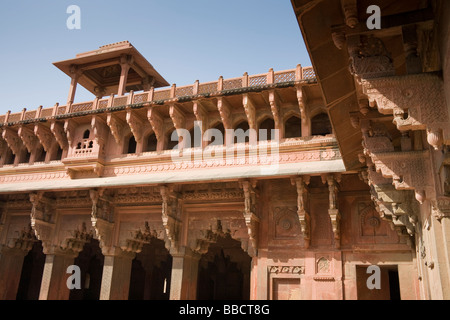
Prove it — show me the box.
[240,180,259,257]
[160,186,182,253]
[296,86,309,137]
[217,97,233,145]
[126,109,145,152]
[169,247,200,300]
[0,225,35,300]
[269,90,283,139]
[67,65,82,109]
[118,55,133,96]
[291,176,311,248]
[169,105,186,150]
[324,174,341,249]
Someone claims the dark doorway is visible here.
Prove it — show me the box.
[16,241,45,300]
[197,235,251,300]
[356,265,401,300]
[128,238,172,300]
[284,116,302,138]
[69,239,104,300]
[127,135,137,154]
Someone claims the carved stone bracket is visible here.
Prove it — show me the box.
[90,189,115,255]
[64,119,76,147]
[193,100,209,135]
[51,121,68,150]
[160,185,182,253]
[296,86,307,121]
[6,224,36,252]
[432,197,450,222]
[242,94,256,130]
[34,124,54,153]
[189,220,230,255]
[368,170,418,242]
[60,222,94,255]
[240,180,259,257]
[107,113,125,145]
[348,35,395,79]
[29,192,57,254]
[217,97,232,130]
[361,73,449,150]
[126,109,145,142]
[269,90,281,130]
[2,127,23,155]
[147,107,164,142]
[291,176,311,248]
[121,221,160,254]
[18,125,38,153]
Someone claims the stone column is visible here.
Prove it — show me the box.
[169,247,200,300]
[0,247,29,300]
[99,249,135,300]
[39,250,78,300]
[67,66,82,108]
[118,55,132,96]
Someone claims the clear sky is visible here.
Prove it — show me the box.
[0,0,311,115]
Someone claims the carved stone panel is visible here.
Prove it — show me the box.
[273,206,301,240]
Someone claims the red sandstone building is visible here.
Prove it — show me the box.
[0,0,449,300]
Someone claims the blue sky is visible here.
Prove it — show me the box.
[0,0,310,114]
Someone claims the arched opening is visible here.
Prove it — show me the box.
[51,146,63,161]
[5,149,15,165]
[234,121,250,144]
[189,125,202,148]
[83,130,90,139]
[16,241,45,300]
[36,146,47,162]
[259,118,275,141]
[207,123,225,146]
[166,129,179,150]
[128,238,172,300]
[145,133,158,152]
[284,116,302,138]
[20,149,31,164]
[126,135,137,154]
[311,113,332,136]
[197,234,251,300]
[69,239,104,301]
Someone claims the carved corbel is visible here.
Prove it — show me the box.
[34,123,54,153]
[126,109,145,142]
[432,197,450,222]
[160,185,182,253]
[106,113,125,145]
[50,121,68,149]
[189,220,228,255]
[60,222,94,254]
[147,107,164,143]
[169,104,186,148]
[291,176,311,248]
[5,224,36,252]
[239,180,259,257]
[242,94,256,130]
[2,127,23,155]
